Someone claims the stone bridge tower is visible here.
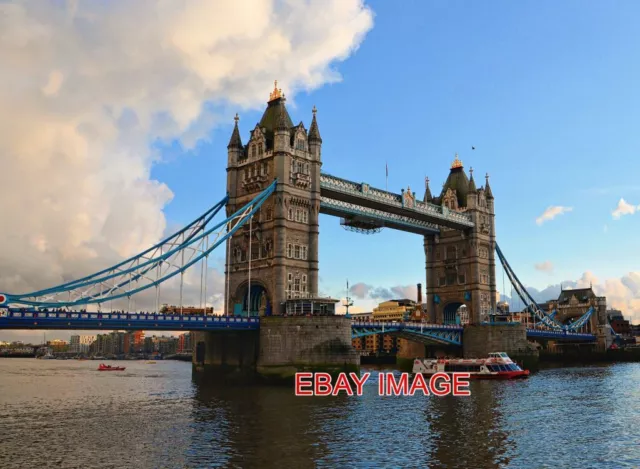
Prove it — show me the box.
[423,154,497,324]
[225,82,321,316]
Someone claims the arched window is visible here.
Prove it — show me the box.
[258,143,263,155]
[251,145,256,158]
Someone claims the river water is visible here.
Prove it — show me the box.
[0,359,638,468]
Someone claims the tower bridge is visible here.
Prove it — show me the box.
[0,82,616,379]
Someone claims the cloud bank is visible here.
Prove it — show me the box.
[0,0,374,342]
[346,271,640,324]
[535,206,573,225]
[0,0,373,293]
[349,282,419,302]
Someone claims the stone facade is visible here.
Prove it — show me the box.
[423,155,497,324]
[541,287,607,333]
[462,323,536,358]
[257,316,359,380]
[225,82,322,315]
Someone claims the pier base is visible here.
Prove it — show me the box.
[396,339,426,371]
[192,330,259,382]
[192,316,359,384]
[463,323,539,370]
[257,316,359,383]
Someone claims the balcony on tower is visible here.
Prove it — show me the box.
[290,159,310,188]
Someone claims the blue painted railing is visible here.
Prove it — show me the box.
[0,309,258,331]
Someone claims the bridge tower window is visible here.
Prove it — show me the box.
[294,245,301,259]
[287,243,293,258]
[446,246,457,260]
[258,143,263,155]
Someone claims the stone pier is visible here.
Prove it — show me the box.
[257,316,359,382]
[193,316,359,383]
[462,323,538,370]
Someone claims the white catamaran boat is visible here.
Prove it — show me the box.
[412,352,530,380]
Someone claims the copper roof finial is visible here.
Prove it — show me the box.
[269,80,283,101]
[234,113,239,123]
[451,153,463,169]
[312,105,317,116]
[425,176,430,187]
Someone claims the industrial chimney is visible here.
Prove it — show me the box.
[417,283,423,304]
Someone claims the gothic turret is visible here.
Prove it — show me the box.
[468,167,477,193]
[308,106,321,142]
[440,153,470,208]
[227,113,243,150]
[308,106,322,160]
[466,167,477,209]
[256,81,293,151]
[485,173,494,199]
[423,177,433,203]
[227,113,244,168]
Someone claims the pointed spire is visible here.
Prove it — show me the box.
[227,113,243,149]
[423,176,433,202]
[275,101,289,131]
[308,105,322,142]
[468,167,477,192]
[485,172,494,199]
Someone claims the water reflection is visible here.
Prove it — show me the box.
[187,373,353,468]
[426,381,514,469]
[1,360,639,468]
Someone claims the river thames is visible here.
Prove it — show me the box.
[0,359,638,468]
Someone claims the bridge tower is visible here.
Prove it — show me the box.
[423,154,497,324]
[225,81,321,316]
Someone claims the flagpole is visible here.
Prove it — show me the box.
[385,162,388,191]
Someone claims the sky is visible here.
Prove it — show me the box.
[1,0,640,343]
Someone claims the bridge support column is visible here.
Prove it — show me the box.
[396,339,426,371]
[257,316,359,383]
[596,325,613,351]
[462,323,538,370]
[192,330,259,382]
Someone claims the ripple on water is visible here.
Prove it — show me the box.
[0,360,639,468]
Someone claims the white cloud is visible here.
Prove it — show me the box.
[0,0,374,303]
[611,198,640,219]
[517,270,640,325]
[535,206,573,225]
[534,261,554,273]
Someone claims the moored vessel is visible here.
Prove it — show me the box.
[412,352,529,380]
[97,363,126,371]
